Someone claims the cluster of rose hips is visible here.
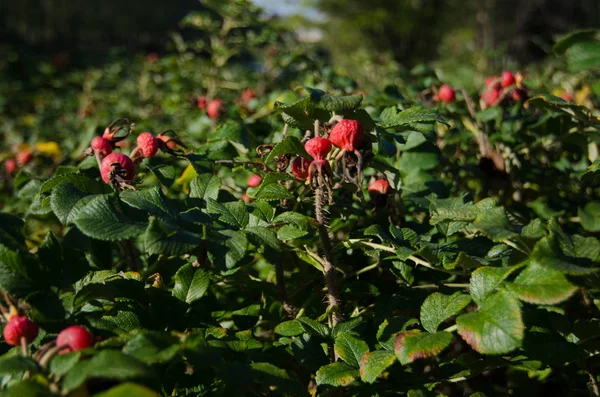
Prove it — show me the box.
[85,118,186,189]
[481,71,528,108]
[281,118,391,204]
[3,148,33,176]
[197,96,226,120]
[1,293,93,356]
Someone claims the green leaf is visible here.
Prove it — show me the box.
[49,352,81,377]
[245,226,282,251]
[315,362,359,387]
[207,230,248,269]
[62,350,149,391]
[505,263,578,305]
[206,199,249,228]
[566,41,600,72]
[147,164,176,187]
[122,331,181,364]
[470,266,519,305]
[526,95,598,124]
[274,320,304,337]
[304,87,363,111]
[378,106,448,129]
[296,317,330,338]
[190,174,221,201]
[73,195,147,241]
[0,213,26,251]
[93,383,161,397]
[334,333,369,368]
[0,245,36,294]
[531,236,598,275]
[554,29,600,54]
[457,291,524,354]
[172,264,210,304]
[394,331,453,365]
[579,202,600,232]
[0,355,40,376]
[359,350,397,384]
[246,174,295,201]
[50,182,96,225]
[1,379,55,396]
[144,217,202,256]
[420,292,471,333]
[471,207,517,242]
[120,187,178,221]
[265,136,310,164]
[39,173,108,195]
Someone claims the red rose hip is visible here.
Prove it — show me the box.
[100,152,135,183]
[305,137,332,160]
[91,137,113,158]
[3,315,39,346]
[136,132,158,158]
[368,179,391,196]
[56,325,94,353]
[16,151,32,166]
[501,71,515,88]
[4,159,17,174]
[247,174,262,187]
[329,119,364,151]
[291,157,311,180]
[438,84,456,103]
[206,99,224,120]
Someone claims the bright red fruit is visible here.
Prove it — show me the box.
[241,194,252,203]
[484,76,496,87]
[291,157,311,180]
[482,88,501,106]
[561,91,574,102]
[247,174,262,187]
[197,96,207,110]
[368,179,391,195]
[305,137,332,160]
[329,119,364,151]
[56,325,94,353]
[3,315,39,346]
[91,137,113,157]
[100,152,135,183]
[16,151,32,166]
[136,132,158,158]
[4,159,17,174]
[241,89,255,102]
[501,71,515,88]
[438,84,456,103]
[206,99,224,119]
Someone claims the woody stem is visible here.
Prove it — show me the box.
[314,187,342,331]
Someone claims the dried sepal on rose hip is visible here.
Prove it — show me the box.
[328,119,366,183]
[56,325,94,354]
[100,152,136,190]
[102,118,135,144]
[157,130,187,155]
[291,156,311,180]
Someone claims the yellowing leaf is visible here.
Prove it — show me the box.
[36,141,62,161]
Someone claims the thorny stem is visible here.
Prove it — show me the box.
[314,187,342,330]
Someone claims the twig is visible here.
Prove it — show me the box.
[315,188,342,329]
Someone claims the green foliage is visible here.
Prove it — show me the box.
[0,3,600,397]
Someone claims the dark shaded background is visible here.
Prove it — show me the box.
[0,0,599,64]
